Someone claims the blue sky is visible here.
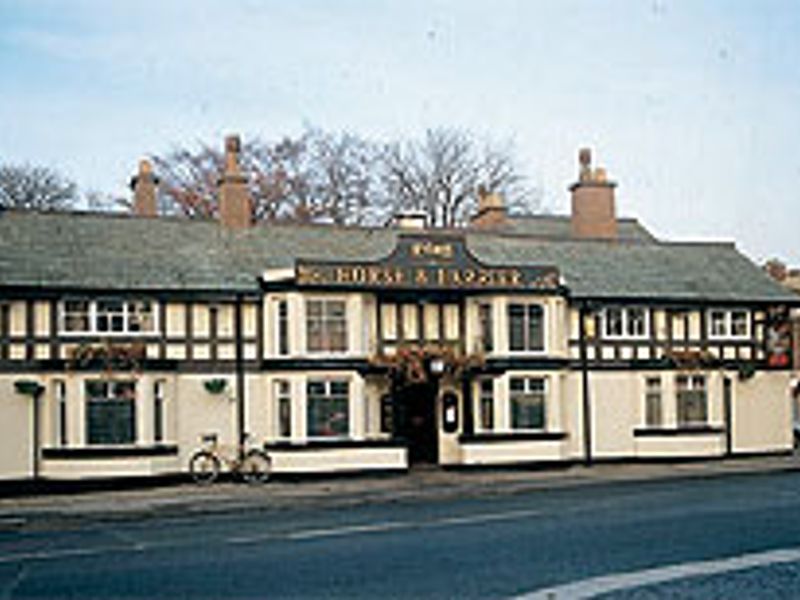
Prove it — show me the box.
[1,0,799,263]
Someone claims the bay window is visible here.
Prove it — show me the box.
[307,380,349,438]
[507,303,544,352]
[510,377,546,430]
[306,299,348,353]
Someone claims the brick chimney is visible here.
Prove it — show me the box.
[218,134,252,229]
[470,185,509,229]
[130,159,158,217]
[570,148,618,240]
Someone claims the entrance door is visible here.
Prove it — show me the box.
[395,382,439,464]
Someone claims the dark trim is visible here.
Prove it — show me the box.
[579,304,593,466]
[633,425,725,437]
[25,300,34,361]
[0,286,260,302]
[41,444,179,459]
[49,298,59,360]
[184,301,193,361]
[209,305,219,363]
[256,299,264,362]
[158,301,167,360]
[572,296,800,308]
[481,357,571,372]
[0,303,9,361]
[234,295,246,455]
[263,439,406,451]
[458,431,567,443]
[262,358,372,372]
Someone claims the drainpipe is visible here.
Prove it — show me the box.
[234,294,246,458]
[32,386,43,480]
[578,303,593,466]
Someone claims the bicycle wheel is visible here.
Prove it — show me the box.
[189,450,220,485]
[240,450,272,484]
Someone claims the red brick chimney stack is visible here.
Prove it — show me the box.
[470,185,509,229]
[130,159,158,217]
[218,134,252,230]
[570,148,618,240]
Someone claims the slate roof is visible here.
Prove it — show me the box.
[506,214,656,242]
[0,208,796,304]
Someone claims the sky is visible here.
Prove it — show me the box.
[1,0,799,264]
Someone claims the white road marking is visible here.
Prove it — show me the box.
[229,507,542,544]
[0,545,134,565]
[514,547,800,599]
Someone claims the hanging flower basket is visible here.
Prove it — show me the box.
[203,378,228,395]
[14,380,44,397]
[737,362,757,381]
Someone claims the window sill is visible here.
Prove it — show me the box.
[41,445,178,459]
[458,431,567,444]
[633,426,724,437]
[263,439,406,451]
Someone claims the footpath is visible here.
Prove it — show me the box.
[1,454,798,530]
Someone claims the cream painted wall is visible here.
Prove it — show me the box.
[0,376,33,479]
[734,371,793,453]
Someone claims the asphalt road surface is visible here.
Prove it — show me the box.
[2,471,800,598]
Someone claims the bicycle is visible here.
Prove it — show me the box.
[189,433,272,485]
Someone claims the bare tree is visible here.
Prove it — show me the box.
[0,164,78,210]
[150,127,536,227]
[379,128,536,227]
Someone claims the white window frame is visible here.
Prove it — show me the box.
[274,379,292,439]
[603,306,649,340]
[506,302,547,355]
[305,378,351,439]
[304,297,349,355]
[676,374,708,426]
[707,309,750,340]
[643,376,662,428]
[508,376,547,431]
[59,298,159,337]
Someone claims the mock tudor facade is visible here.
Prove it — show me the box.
[1,139,798,481]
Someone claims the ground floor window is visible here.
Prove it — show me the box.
[479,379,494,431]
[380,394,394,435]
[644,377,662,427]
[275,380,292,438]
[676,375,707,426]
[153,380,166,443]
[307,380,349,437]
[86,380,136,445]
[509,377,546,430]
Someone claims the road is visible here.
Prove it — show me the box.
[2,471,800,598]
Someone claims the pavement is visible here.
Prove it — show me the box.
[1,453,798,528]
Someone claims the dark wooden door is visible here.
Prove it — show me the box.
[395,382,439,464]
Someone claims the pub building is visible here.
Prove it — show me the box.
[1,138,798,482]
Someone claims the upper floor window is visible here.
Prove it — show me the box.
[708,309,749,339]
[306,299,348,353]
[61,299,157,335]
[508,303,544,352]
[478,303,493,353]
[604,307,648,339]
[276,299,290,356]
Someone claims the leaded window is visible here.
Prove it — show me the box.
[61,299,156,335]
[479,379,494,431]
[478,303,493,353]
[604,307,648,339]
